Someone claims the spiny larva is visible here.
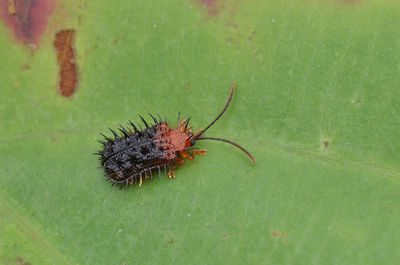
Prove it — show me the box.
[95,83,255,188]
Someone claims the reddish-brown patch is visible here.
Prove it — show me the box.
[54,29,77,97]
[0,0,56,46]
[222,232,229,238]
[168,238,173,243]
[200,0,219,16]
[272,231,287,238]
[335,0,361,4]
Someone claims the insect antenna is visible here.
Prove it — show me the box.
[193,83,235,139]
[195,137,256,164]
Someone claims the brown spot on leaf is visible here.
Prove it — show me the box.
[54,29,78,97]
[323,141,330,149]
[200,0,220,16]
[222,232,229,238]
[248,30,256,41]
[168,238,173,243]
[0,0,56,46]
[20,64,30,70]
[15,257,31,265]
[272,231,287,239]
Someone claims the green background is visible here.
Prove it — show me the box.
[1,0,400,264]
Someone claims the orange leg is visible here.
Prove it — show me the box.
[168,167,175,179]
[173,157,185,169]
[179,149,207,160]
[192,150,207,156]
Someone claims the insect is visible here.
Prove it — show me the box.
[95,83,255,188]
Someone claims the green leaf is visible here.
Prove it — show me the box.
[1,0,400,264]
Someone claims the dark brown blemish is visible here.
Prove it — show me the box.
[323,141,330,149]
[54,29,78,97]
[168,238,173,244]
[248,31,256,41]
[0,0,56,46]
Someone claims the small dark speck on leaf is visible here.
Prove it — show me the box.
[185,82,190,90]
[168,238,173,243]
[323,141,330,149]
[21,64,30,70]
[222,232,229,238]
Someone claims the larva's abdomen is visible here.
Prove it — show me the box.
[99,124,174,184]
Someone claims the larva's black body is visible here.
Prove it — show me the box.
[96,83,256,188]
[99,122,171,185]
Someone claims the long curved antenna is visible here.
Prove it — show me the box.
[196,137,256,164]
[194,83,235,139]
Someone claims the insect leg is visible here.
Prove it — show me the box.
[157,166,161,180]
[149,169,153,180]
[144,170,150,180]
[173,157,185,169]
[168,164,175,179]
[192,149,207,156]
[139,174,143,187]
